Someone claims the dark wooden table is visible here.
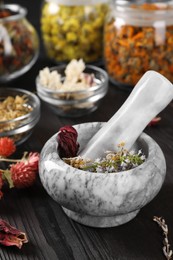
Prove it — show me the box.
[1,1,173,259]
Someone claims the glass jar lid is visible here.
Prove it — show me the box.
[45,0,108,5]
[111,0,173,26]
[0,4,27,22]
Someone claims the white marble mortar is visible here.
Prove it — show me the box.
[39,122,166,228]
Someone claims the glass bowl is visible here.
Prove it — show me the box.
[36,65,108,117]
[0,4,39,82]
[0,88,40,145]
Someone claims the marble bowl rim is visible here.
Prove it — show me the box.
[42,121,160,177]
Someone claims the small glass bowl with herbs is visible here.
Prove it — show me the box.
[36,59,108,117]
[0,88,40,145]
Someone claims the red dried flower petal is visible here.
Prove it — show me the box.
[0,219,28,248]
[0,137,16,157]
[0,191,3,199]
[57,125,79,158]
[25,152,39,171]
[148,117,161,126]
[0,170,3,189]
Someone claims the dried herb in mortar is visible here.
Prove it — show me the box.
[57,126,145,173]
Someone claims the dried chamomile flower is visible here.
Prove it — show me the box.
[40,3,108,63]
[0,95,33,133]
[63,156,90,169]
[0,95,31,121]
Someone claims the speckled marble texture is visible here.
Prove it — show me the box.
[39,122,166,228]
[80,71,173,160]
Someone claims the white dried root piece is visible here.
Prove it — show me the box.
[39,67,62,90]
[65,59,85,83]
[38,59,95,92]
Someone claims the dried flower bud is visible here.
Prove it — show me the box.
[0,137,16,157]
[57,126,79,158]
[3,152,40,189]
[22,152,40,171]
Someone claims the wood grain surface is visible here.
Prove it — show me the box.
[1,1,173,259]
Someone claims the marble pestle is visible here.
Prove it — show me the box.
[80,70,173,160]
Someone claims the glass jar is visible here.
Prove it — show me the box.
[41,0,109,64]
[0,4,39,82]
[104,0,173,88]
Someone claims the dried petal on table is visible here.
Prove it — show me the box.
[148,117,161,127]
[0,219,28,248]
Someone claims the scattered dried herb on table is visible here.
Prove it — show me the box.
[153,216,173,260]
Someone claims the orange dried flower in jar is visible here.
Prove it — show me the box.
[104,1,173,87]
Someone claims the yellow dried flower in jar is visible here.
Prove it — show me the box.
[41,0,109,63]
